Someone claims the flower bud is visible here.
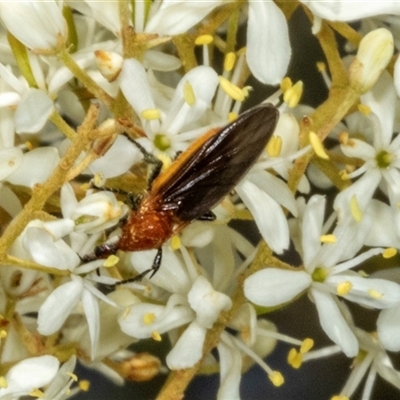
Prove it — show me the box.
[348,28,394,93]
[95,50,123,82]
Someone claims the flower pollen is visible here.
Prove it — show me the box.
[383,248,397,258]
[300,338,314,353]
[79,380,90,392]
[287,348,302,369]
[268,370,284,387]
[195,34,213,45]
[368,289,383,299]
[350,195,363,222]
[0,376,7,388]
[218,76,245,102]
[152,331,162,341]
[144,313,156,325]
[320,234,336,244]
[283,80,303,108]
[66,372,78,382]
[357,103,372,116]
[141,109,161,120]
[266,136,282,158]
[336,281,353,296]
[170,235,181,250]
[29,388,44,398]
[224,52,236,72]
[309,131,329,159]
[183,81,196,106]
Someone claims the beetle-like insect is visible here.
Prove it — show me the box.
[91,103,279,280]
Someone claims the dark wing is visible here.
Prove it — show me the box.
[151,103,279,221]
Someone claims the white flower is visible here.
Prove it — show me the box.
[0,355,60,399]
[119,58,219,156]
[0,0,67,51]
[334,72,400,225]
[244,195,400,357]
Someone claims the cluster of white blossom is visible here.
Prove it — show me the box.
[1,1,400,399]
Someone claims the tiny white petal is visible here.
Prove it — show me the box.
[0,147,23,181]
[0,355,59,397]
[145,1,226,35]
[119,301,194,339]
[247,0,291,84]
[237,180,289,254]
[23,226,80,270]
[301,195,326,269]
[244,268,311,307]
[188,276,232,329]
[14,89,54,133]
[166,321,206,369]
[217,336,242,400]
[81,289,100,358]
[89,135,142,179]
[38,278,84,335]
[378,305,400,351]
[7,147,59,188]
[311,288,358,357]
[328,275,400,309]
[303,1,400,22]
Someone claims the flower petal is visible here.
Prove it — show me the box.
[38,278,84,335]
[244,268,311,307]
[247,0,291,84]
[237,179,289,254]
[311,288,358,357]
[166,321,206,369]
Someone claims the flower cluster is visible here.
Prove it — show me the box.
[1,1,400,399]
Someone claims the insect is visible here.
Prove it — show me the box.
[91,103,279,281]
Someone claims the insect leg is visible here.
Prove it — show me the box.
[197,210,216,221]
[115,247,163,285]
[123,134,162,187]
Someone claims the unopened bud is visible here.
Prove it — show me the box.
[348,28,394,93]
[120,352,162,382]
[95,50,123,82]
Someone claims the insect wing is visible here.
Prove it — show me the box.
[151,103,279,221]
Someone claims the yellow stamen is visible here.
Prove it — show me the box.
[358,104,372,116]
[170,235,181,250]
[287,348,302,369]
[0,376,7,389]
[224,52,236,72]
[320,234,336,244]
[219,76,245,101]
[300,338,314,353]
[331,396,349,400]
[383,248,397,258]
[79,380,90,392]
[183,81,196,106]
[339,170,350,180]
[266,136,282,158]
[283,80,303,108]
[25,141,33,151]
[280,77,292,92]
[316,62,326,72]
[141,108,161,120]
[336,281,353,296]
[66,372,78,382]
[269,371,284,387]
[228,112,238,122]
[143,313,156,325]
[29,388,44,398]
[195,34,213,45]
[0,330,7,339]
[309,131,329,159]
[104,255,119,267]
[122,307,131,319]
[152,331,162,341]
[368,289,383,299]
[350,195,363,222]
